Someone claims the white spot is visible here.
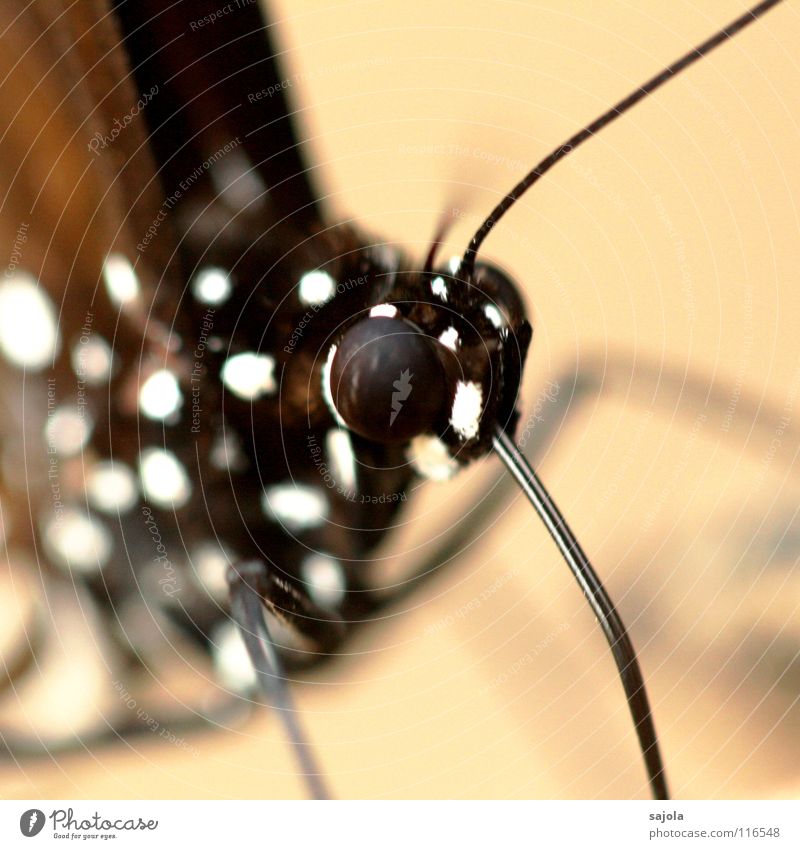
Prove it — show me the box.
[71,336,113,384]
[322,344,346,426]
[221,352,276,400]
[44,509,112,573]
[209,150,266,210]
[210,431,247,472]
[86,461,138,514]
[262,482,327,531]
[45,407,92,456]
[369,303,398,319]
[407,435,458,481]
[430,276,448,301]
[139,369,182,420]
[192,267,232,306]
[450,380,483,441]
[371,243,401,272]
[302,554,346,608]
[438,326,459,351]
[139,448,191,508]
[484,303,504,329]
[447,256,461,275]
[298,270,336,306]
[212,622,256,693]
[191,540,235,602]
[326,429,356,493]
[0,274,60,370]
[103,253,140,306]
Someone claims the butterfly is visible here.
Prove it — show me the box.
[0,0,794,801]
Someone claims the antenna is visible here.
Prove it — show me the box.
[461,0,784,280]
[493,427,669,799]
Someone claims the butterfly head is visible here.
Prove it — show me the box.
[324,259,532,476]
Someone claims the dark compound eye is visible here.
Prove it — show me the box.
[472,261,528,332]
[328,316,447,444]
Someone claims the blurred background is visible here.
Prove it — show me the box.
[0,0,799,799]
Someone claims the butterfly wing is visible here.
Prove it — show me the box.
[0,0,420,755]
[111,0,321,226]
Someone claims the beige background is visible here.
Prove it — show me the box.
[1,0,799,799]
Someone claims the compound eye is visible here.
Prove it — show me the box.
[472,261,527,330]
[329,316,447,443]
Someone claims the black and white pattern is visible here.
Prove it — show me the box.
[0,0,794,803]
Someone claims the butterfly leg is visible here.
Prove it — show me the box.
[229,560,347,654]
[227,560,345,799]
